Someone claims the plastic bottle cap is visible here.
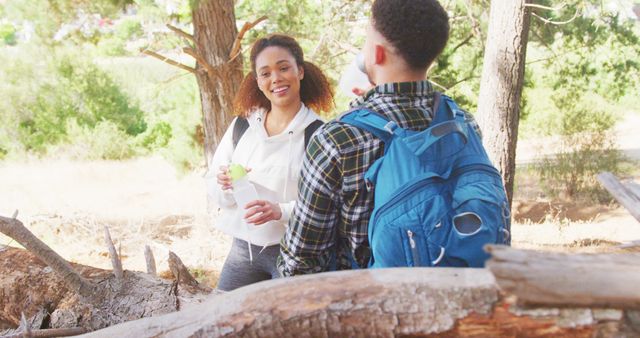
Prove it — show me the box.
[228,163,247,182]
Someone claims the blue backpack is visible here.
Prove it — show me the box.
[339,93,511,268]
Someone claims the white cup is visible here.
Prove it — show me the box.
[338,53,371,98]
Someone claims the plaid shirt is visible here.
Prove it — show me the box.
[278,80,480,276]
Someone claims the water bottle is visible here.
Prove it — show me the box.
[228,164,259,211]
[338,53,371,98]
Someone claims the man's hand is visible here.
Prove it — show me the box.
[352,85,374,96]
[243,200,282,225]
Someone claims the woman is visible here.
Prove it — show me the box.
[207,34,334,291]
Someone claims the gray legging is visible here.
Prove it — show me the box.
[216,237,280,291]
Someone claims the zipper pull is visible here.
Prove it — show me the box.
[407,230,416,248]
[407,230,421,267]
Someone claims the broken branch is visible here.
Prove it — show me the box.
[531,9,579,25]
[229,15,268,61]
[168,251,199,288]
[144,245,157,276]
[183,47,217,75]
[166,24,194,43]
[141,49,196,74]
[0,216,94,298]
[103,226,123,280]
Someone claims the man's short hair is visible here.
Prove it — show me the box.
[372,0,449,70]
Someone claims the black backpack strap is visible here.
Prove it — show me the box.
[235,117,322,149]
[232,117,249,149]
[304,119,324,147]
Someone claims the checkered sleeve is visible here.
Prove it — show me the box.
[278,127,342,276]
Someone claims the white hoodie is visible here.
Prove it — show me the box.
[207,103,322,247]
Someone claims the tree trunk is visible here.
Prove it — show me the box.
[192,0,244,165]
[83,247,640,337]
[476,0,531,206]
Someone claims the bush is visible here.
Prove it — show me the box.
[115,18,143,41]
[534,91,626,203]
[13,50,147,156]
[140,122,172,149]
[97,18,143,56]
[0,23,17,46]
[56,119,137,160]
[97,36,127,56]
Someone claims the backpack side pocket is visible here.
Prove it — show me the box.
[444,180,508,267]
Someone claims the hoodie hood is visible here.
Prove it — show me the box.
[246,103,321,142]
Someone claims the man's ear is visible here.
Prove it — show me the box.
[374,45,386,65]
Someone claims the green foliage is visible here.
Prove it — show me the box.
[96,18,144,56]
[1,44,147,154]
[141,122,173,149]
[54,57,147,135]
[0,22,17,45]
[2,0,639,184]
[60,119,137,160]
[115,18,143,40]
[430,0,489,111]
[523,1,640,203]
[534,88,626,202]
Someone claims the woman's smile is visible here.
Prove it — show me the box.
[271,85,290,96]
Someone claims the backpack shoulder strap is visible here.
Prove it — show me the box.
[232,117,249,149]
[304,119,324,147]
[432,92,466,125]
[432,92,455,125]
[337,108,399,144]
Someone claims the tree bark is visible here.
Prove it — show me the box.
[476,0,532,206]
[486,245,640,309]
[83,247,640,337]
[0,246,187,332]
[0,217,211,333]
[192,0,244,165]
[0,216,94,299]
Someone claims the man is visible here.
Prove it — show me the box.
[278,0,457,275]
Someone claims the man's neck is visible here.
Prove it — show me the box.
[374,67,427,86]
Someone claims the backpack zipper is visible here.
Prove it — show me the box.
[373,164,500,225]
[407,230,421,267]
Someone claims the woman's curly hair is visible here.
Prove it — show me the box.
[233,34,334,117]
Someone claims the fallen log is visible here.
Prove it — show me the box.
[597,172,640,222]
[486,245,640,309]
[1,326,85,338]
[0,216,211,334]
[83,246,640,337]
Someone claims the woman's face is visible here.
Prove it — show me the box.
[255,46,304,111]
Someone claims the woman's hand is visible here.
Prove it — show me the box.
[243,200,282,225]
[216,165,232,191]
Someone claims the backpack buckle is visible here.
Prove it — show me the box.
[384,121,397,134]
[365,179,374,192]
